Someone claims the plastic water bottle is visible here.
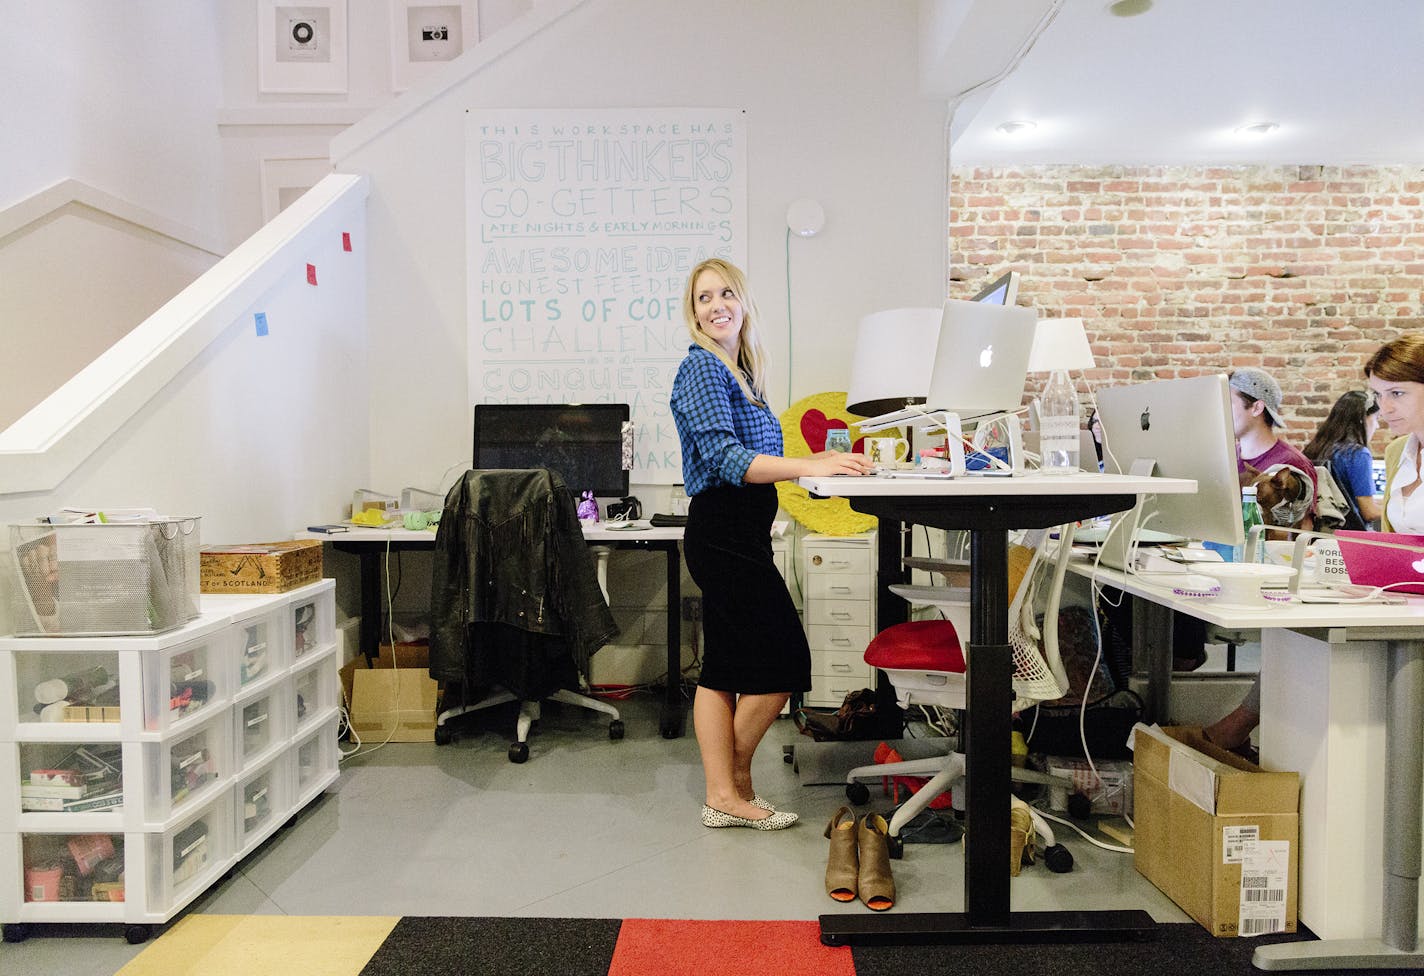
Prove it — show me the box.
[1234,485,1264,563]
[1038,370,1080,474]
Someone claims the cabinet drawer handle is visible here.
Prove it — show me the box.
[829,586,852,594]
[831,663,852,672]
[830,612,852,620]
[830,638,852,646]
[829,561,851,569]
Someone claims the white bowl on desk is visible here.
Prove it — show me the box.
[1193,562,1297,609]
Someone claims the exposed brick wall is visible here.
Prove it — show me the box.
[949,164,1424,445]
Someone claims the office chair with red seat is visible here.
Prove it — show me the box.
[844,524,1077,868]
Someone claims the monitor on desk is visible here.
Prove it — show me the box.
[1094,374,1244,560]
[472,403,630,498]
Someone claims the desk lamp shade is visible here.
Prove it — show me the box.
[845,307,942,416]
[1027,318,1095,374]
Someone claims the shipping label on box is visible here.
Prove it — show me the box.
[201,540,322,593]
[1132,724,1299,938]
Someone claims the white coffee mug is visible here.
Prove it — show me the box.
[865,436,910,466]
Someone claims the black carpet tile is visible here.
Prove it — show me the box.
[358,916,623,976]
[850,923,1423,976]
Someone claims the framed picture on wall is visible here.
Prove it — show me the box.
[257,0,349,94]
[390,0,478,93]
[260,157,333,223]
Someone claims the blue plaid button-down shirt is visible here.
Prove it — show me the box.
[670,345,782,496]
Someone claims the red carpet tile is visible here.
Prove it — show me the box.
[608,919,855,976]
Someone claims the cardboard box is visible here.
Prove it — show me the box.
[200,540,322,594]
[1133,725,1299,937]
[349,667,438,742]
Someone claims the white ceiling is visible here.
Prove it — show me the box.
[931,0,1424,166]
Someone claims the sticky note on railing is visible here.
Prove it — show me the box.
[254,312,269,337]
[306,263,317,285]
[342,232,352,252]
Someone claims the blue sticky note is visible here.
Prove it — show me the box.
[254,312,269,336]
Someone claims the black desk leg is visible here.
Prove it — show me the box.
[659,543,685,739]
[358,549,381,663]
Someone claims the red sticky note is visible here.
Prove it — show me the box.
[342,232,352,252]
[306,263,317,285]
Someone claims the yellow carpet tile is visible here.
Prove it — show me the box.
[117,915,400,976]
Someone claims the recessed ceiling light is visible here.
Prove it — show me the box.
[1234,121,1280,136]
[1106,0,1154,16]
[995,120,1037,135]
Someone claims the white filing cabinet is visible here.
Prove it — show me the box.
[0,580,339,944]
[802,533,876,707]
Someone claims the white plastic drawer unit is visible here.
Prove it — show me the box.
[235,752,290,854]
[233,682,289,772]
[288,592,334,662]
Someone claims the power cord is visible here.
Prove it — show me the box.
[340,533,402,761]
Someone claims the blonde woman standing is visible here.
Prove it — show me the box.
[670,258,871,830]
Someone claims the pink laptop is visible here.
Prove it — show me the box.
[1335,530,1424,595]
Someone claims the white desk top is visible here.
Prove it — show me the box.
[799,471,1195,498]
[1071,555,1424,632]
[296,519,790,545]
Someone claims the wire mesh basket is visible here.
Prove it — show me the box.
[8,518,202,637]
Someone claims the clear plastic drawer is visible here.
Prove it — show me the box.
[13,741,125,819]
[234,682,288,772]
[289,591,334,661]
[20,831,126,904]
[293,715,338,805]
[146,795,228,913]
[236,752,290,854]
[144,714,229,823]
[291,654,338,735]
[12,650,124,730]
[140,629,228,734]
[232,609,288,690]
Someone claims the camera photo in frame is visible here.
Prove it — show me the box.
[407,4,463,62]
[276,6,331,63]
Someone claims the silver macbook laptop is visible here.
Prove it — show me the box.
[856,299,1037,431]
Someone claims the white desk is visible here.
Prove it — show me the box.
[1073,558,1424,970]
[801,472,1193,946]
[295,522,690,737]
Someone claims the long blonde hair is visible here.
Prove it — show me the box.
[682,258,769,406]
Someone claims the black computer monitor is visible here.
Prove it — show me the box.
[471,403,630,498]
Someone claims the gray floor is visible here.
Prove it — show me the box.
[2,695,1190,975]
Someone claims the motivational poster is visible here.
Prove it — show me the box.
[467,108,748,483]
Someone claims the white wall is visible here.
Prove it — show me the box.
[0,204,218,430]
[335,0,949,498]
[0,0,225,238]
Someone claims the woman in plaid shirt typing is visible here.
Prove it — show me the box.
[671,258,872,831]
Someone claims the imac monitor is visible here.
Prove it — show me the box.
[971,270,1021,306]
[922,298,1037,418]
[472,403,630,498]
[1095,374,1244,555]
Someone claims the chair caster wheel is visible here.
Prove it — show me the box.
[845,782,870,805]
[1044,843,1074,873]
[887,835,904,860]
[609,720,625,740]
[434,725,453,745]
[125,924,151,945]
[1067,792,1093,820]
[509,742,529,763]
[3,923,31,943]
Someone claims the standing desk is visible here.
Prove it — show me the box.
[801,472,1192,945]
[295,523,689,739]
[1072,559,1424,970]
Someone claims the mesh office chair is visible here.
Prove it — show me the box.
[844,524,1077,866]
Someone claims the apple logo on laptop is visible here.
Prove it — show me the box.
[979,344,993,368]
[1140,407,1151,431]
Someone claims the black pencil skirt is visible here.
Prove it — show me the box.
[683,483,811,695]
